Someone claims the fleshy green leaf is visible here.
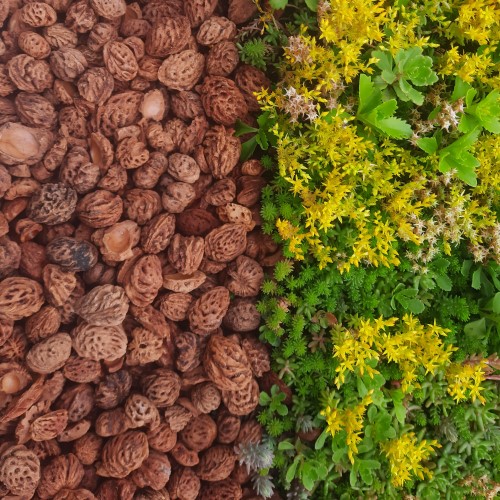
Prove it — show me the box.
[458,113,480,133]
[357,75,412,138]
[301,462,317,491]
[269,0,288,8]
[492,292,500,314]
[466,88,478,107]
[373,50,394,72]
[240,136,258,162]
[358,74,381,115]
[234,120,259,136]
[417,137,438,154]
[305,0,318,10]
[376,99,398,118]
[359,467,373,486]
[286,457,300,483]
[407,298,425,314]
[464,317,486,337]
[435,274,452,292]
[381,69,397,84]
[315,430,328,450]
[373,412,396,441]
[451,76,473,102]
[398,79,424,105]
[474,90,500,133]
[391,390,407,424]
[278,441,295,451]
[396,47,438,86]
[259,391,271,405]
[472,269,482,290]
[376,117,412,139]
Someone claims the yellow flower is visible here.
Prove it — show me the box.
[382,433,441,487]
[456,0,499,45]
[332,315,457,393]
[319,0,386,45]
[446,361,487,404]
[321,392,373,463]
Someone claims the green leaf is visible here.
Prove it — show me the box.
[398,47,438,86]
[408,298,425,314]
[458,113,480,134]
[474,90,500,133]
[447,154,478,186]
[373,50,394,73]
[357,75,412,138]
[349,465,358,488]
[358,74,381,115]
[359,459,381,470]
[435,274,452,291]
[359,466,373,485]
[441,127,481,153]
[332,443,347,462]
[461,260,473,277]
[286,457,300,483]
[357,437,375,454]
[381,69,397,84]
[466,88,478,108]
[234,120,258,137]
[420,274,436,290]
[357,376,368,397]
[439,128,481,186]
[376,117,412,139]
[301,462,317,491]
[362,372,385,391]
[269,0,288,8]
[373,412,396,441]
[257,111,272,128]
[367,405,378,423]
[240,136,258,162]
[393,82,410,103]
[492,292,500,314]
[276,404,288,416]
[398,78,424,104]
[395,288,417,307]
[391,390,407,424]
[395,403,406,424]
[472,269,482,290]
[256,129,269,150]
[455,166,477,187]
[278,441,295,451]
[259,391,271,405]
[376,99,398,118]
[464,317,486,337]
[417,137,438,154]
[315,430,328,450]
[394,46,418,68]
[451,77,473,102]
[305,0,318,10]
[430,258,450,273]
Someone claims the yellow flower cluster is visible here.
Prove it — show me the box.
[437,45,499,86]
[383,3,440,55]
[257,0,500,272]
[333,315,456,392]
[381,432,441,487]
[318,0,386,45]
[320,392,373,463]
[455,0,499,45]
[446,361,487,404]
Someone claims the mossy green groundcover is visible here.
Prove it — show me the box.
[235,0,500,498]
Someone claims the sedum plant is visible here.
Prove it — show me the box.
[241,0,500,497]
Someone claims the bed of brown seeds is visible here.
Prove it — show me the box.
[0,0,286,498]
